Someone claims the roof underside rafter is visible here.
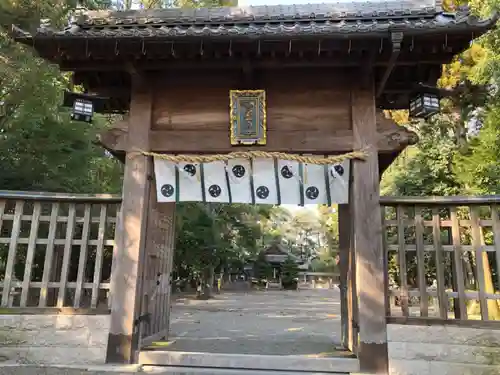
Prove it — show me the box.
[10,0,497,111]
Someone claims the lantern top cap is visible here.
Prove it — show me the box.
[11,0,496,41]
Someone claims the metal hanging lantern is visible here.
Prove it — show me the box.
[71,98,94,123]
[63,91,113,123]
[409,92,440,119]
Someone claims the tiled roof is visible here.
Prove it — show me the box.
[79,0,441,25]
[12,1,496,40]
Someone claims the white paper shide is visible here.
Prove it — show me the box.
[154,157,349,205]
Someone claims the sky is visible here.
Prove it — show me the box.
[283,204,308,213]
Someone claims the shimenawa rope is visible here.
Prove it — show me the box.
[134,149,368,165]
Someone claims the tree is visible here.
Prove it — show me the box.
[455,105,500,195]
[380,0,500,318]
[310,248,337,273]
[0,0,124,195]
[259,207,323,262]
[281,256,299,290]
[381,118,463,197]
[253,251,272,281]
[174,202,271,297]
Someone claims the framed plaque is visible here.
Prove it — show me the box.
[229,89,266,145]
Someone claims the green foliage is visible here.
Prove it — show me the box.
[310,248,337,273]
[382,2,500,198]
[174,203,271,281]
[454,105,500,195]
[260,207,329,264]
[380,0,500,293]
[382,119,463,196]
[312,205,340,272]
[0,0,124,195]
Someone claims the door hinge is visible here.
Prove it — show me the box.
[134,312,151,327]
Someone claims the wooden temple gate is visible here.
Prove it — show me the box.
[10,1,496,374]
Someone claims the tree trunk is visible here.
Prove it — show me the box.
[465,253,476,289]
[199,266,214,299]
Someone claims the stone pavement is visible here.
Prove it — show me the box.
[166,288,344,356]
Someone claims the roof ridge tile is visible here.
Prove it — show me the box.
[10,1,496,41]
[77,1,441,27]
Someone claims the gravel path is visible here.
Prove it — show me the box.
[166,288,345,356]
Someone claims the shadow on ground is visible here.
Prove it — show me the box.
[159,288,347,357]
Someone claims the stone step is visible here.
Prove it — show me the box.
[0,364,352,375]
[138,351,359,374]
[143,366,351,375]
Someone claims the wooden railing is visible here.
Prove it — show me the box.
[0,191,121,311]
[4,188,498,327]
[381,196,500,324]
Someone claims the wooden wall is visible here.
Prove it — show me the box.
[99,68,416,159]
[150,70,352,153]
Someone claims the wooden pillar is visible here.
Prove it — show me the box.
[351,78,388,374]
[106,76,153,364]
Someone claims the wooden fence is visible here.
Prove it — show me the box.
[381,196,500,324]
[3,188,499,327]
[0,189,175,348]
[0,191,121,310]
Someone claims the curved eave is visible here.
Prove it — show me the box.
[11,15,497,44]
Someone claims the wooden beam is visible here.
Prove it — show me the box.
[59,57,455,72]
[351,77,388,373]
[97,118,129,151]
[106,77,153,364]
[387,316,500,329]
[241,59,254,86]
[380,195,500,205]
[361,48,377,88]
[376,32,403,98]
[98,123,417,155]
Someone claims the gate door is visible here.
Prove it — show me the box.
[137,192,176,350]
